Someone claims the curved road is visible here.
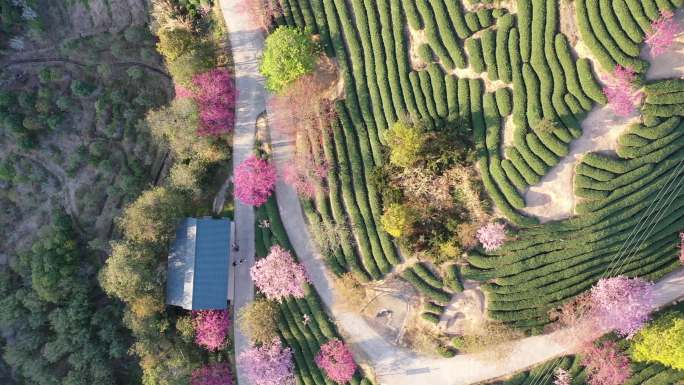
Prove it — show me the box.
[219,4,684,385]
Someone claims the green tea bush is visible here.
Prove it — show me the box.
[577,59,608,104]
[466,38,486,74]
[496,88,513,117]
[496,14,514,83]
[481,29,498,81]
[413,263,444,289]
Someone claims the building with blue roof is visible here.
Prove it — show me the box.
[166,217,231,310]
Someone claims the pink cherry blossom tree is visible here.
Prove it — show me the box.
[250,245,309,301]
[314,340,357,384]
[476,222,507,251]
[234,155,277,206]
[589,276,654,338]
[238,338,295,385]
[581,340,632,385]
[192,68,237,136]
[603,65,642,117]
[191,362,233,385]
[553,368,572,385]
[193,309,231,351]
[646,10,679,57]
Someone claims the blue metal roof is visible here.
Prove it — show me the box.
[166,218,231,310]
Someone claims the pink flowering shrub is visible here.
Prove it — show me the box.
[581,341,632,385]
[314,340,357,384]
[238,338,295,385]
[554,368,572,385]
[603,65,642,117]
[193,309,231,351]
[250,245,309,301]
[191,362,233,385]
[590,276,654,338]
[646,11,679,57]
[234,155,277,206]
[192,68,236,136]
[476,222,506,251]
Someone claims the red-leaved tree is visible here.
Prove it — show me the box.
[237,0,281,31]
[250,245,309,301]
[476,222,507,252]
[191,362,233,385]
[603,65,642,117]
[238,338,295,385]
[234,155,277,206]
[314,340,357,384]
[193,68,237,136]
[646,10,679,57]
[581,340,632,385]
[193,309,231,351]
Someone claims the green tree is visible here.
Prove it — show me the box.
[237,298,280,345]
[260,26,317,93]
[70,80,96,98]
[117,186,190,246]
[380,203,413,238]
[631,312,684,370]
[156,28,199,62]
[384,120,426,167]
[22,214,81,303]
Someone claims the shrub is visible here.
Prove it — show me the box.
[260,26,317,93]
[577,59,608,104]
[251,245,310,301]
[495,88,512,116]
[496,14,514,83]
[421,312,441,324]
[166,43,216,86]
[401,269,452,303]
[444,264,464,292]
[380,203,413,238]
[234,155,277,206]
[465,12,480,32]
[315,340,357,384]
[466,38,485,73]
[481,29,498,81]
[412,263,443,289]
[238,338,296,385]
[238,299,281,345]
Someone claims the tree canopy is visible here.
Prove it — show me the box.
[260,26,317,93]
